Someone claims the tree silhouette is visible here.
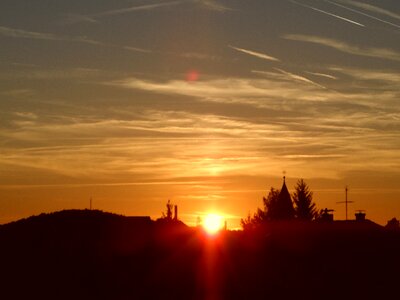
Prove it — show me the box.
[263,187,281,220]
[240,207,266,229]
[241,188,281,228]
[292,179,317,220]
[386,218,400,230]
[161,199,174,220]
[241,177,302,228]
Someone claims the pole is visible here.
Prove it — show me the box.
[336,186,353,220]
[345,186,348,221]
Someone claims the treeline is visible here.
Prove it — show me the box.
[241,178,317,229]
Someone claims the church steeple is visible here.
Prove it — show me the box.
[275,176,295,220]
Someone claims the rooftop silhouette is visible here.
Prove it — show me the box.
[1,208,399,300]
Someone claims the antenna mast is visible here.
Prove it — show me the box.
[337,186,354,220]
[345,186,348,220]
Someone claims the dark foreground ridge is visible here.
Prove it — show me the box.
[1,210,399,300]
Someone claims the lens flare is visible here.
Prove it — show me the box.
[186,70,199,82]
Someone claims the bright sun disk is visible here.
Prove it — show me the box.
[203,214,224,234]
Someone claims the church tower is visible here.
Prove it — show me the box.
[275,176,295,220]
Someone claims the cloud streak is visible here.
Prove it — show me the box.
[92,0,184,18]
[229,45,280,62]
[305,71,337,80]
[325,0,400,29]
[68,0,231,24]
[330,67,400,84]
[284,34,400,62]
[0,25,152,55]
[0,26,101,45]
[274,68,326,89]
[336,0,400,21]
[290,0,365,27]
[199,0,232,12]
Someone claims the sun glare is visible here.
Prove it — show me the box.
[203,214,224,235]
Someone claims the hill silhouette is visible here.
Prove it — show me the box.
[1,210,399,300]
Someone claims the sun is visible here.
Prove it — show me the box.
[203,214,224,235]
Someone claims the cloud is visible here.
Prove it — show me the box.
[111,76,332,105]
[179,52,220,60]
[2,105,399,182]
[199,0,232,12]
[325,0,400,29]
[91,0,184,18]
[330,67,400,84]
[336,0,400,21]
[252,69,326,89]
[63,14,99,24]
[290,0,364,27]
[66,0,231,23]
[305,71,337,80]
[14,112,38,120]
[284,34,400,62]
[122,46,153,54]
[0,67,105,80]
[0,25,102,45]
[273,68,326,89]
[229,45,280,62]
[0,89,35,97]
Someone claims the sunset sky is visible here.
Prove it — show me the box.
[1,0,399,228]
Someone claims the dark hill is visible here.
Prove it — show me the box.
[1,211,399,300]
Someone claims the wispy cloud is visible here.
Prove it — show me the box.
[330,67,400,84]
[0,25,101,45]
[325,0,400,29]
[0,67,105,80]
[63,13,99,24]
[336,0,400,21]
[179,52,220,60]
[111,76,332,105]
[274,68,326,89]
[0,89,35,97]
[290,0,365,27]
[122,46,153,54]
[252,69,326,89]
[305,71,337,80]
[91,0,184,18]
[0,25,152,55]
[66,0,231,24]
[229,45,280,62]
[284,34,400,62]
[199,0,232,12]
[2,105,399,183]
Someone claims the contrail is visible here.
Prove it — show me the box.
[325,0,400,29]
[274,68,326,89]
[229,45,280,62]
[290,0,365,27]
[337,0,400,21]
[305,71,337,80]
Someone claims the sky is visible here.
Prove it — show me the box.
[0,0,399,228]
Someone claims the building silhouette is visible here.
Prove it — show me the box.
[275,176,295,220]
